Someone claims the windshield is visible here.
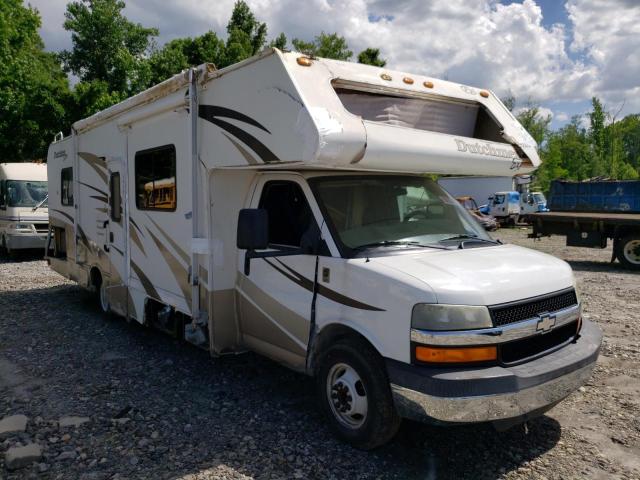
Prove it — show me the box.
[310,175,490,252]
[533,193,546,203]
[6,180,48,207]
[493,194,505,205]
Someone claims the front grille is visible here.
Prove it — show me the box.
[489,289,578,327]
[500,320,579,364]
[33,223,49,233]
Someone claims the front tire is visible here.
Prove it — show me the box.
[316,339,400,450]
[99,280,110,313]
[615,235,640,270]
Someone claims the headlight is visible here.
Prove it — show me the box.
[411,304,492,331]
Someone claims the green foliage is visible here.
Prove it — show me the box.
[270,32,288,50]
[0,0,70,161]
[61,0,157,94]
[357,48,386,67]
[292,32,352,60]
[516,104,551,145]
[223,0,267,67]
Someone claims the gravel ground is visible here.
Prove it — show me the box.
[0,229,639,479]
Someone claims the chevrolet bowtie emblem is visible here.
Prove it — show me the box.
[536,313,556,333]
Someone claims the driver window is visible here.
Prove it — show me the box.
[258,181,318,249]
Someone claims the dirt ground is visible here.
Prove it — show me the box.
[0,228,639,479]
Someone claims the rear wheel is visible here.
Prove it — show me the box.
[615,235,640,270]
[316,339,400,450]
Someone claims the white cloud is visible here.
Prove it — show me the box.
[555,111,569,122]
[27,0,640,118]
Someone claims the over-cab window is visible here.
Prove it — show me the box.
[258,181,317,248]
[61,167,73,206]
[135,145,176,211]
[333,82,504,142]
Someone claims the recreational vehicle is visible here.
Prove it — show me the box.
[0,162,49,253]
[46,49,601,449]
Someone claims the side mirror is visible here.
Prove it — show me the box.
[237,208,268,250]
[237,208,269,276]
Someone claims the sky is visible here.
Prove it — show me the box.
[29,0,640,130]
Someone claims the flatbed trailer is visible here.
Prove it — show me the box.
[527,211,640,270]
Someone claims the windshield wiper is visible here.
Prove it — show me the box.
[439,234,502,247]
[354,240,449,251]
[32,195,48,212]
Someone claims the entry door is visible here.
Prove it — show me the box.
[106,158,127,315]
[236,177,321,368]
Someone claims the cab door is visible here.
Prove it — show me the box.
[106,158,128,316]
[236,175,323,369]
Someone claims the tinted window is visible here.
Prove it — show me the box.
[258,181,316,248]
[135,145,176,211]
[110,172,121,221]
[61,167,73,206]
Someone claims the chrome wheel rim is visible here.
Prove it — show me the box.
[326,362,368,429]
[623,239,640,265]
[99,282,109,313]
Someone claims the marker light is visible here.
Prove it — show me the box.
[415,345,497,364]
[423,81,434,88]
[297,57,313,66]
[403,77,414,85]
[480,90,490,98]
[380,73,392,81]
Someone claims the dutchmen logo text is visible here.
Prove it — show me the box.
[536,313,556,333]
[454,138,521,168]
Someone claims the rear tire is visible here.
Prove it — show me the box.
[615,235,640,270]
[316,339,400,450]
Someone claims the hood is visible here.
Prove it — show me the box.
[18,209,48,222]
[370,244,574,306]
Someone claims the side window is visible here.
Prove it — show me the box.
[258,181,317,248]
[109,172,121,222]
[61,167,73,206]
[135,145,176,211]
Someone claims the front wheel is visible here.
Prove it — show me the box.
[615,235,640,270]
[98,279,110,313]
[316,339,400,450]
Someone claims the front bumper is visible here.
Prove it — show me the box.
[5,233,48,250]
[388,318,601,425]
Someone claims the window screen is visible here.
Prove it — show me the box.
[61,167,73,206]
[135,145,176,211]
[258,181,316,248]
[335,86,504,142]
[110,172,121,221]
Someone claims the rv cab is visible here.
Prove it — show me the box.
[0,162,49,253]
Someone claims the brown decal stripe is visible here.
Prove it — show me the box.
[78,152,108,184]
[130,261,161,301]
[111,244,124,256]
[129,217,145,237]
[79,182,108,197]
[51,209,74,223]
[146,215,189,264]
[95,207,108,213]
[222,133,259,165]
[146,228,192,308]
[265,259,385,312]
[130,225,146,255]
[90,195,108,203]
[199,105,280,163]
[76,224,92,252]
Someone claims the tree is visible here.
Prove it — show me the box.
[270,32,288,50]
[292,32,352,60]
[0,0,70,160]
[60,0,158,94]
[146,31,225,85]
[357,48,386,67]
[516,104,551,145]
[223,0,266,67]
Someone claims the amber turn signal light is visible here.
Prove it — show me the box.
[415,345,497,363]
[296,56,313,66]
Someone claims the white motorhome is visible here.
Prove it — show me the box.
[0,162,49,253]
[46,49,601,449]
